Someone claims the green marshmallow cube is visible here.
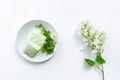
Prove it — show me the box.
[24,30,46,57]
[24,41,40,57]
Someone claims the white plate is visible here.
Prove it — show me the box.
[16,20,58,63]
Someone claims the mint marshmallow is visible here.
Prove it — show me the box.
[24,30,46,57]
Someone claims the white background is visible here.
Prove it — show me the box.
[0,0,120,80]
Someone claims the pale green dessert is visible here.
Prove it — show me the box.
[24,30,46,57]
[24,41,40,57]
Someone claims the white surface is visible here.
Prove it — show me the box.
[0,0,120,80]
[16,20,58,62]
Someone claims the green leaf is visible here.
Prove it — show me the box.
[35,24,46,32]
[85,59,95,66]
[95,55,105,64]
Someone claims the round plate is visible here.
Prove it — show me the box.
[16,20,58,63]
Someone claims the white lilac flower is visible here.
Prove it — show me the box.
[80,21,105,54]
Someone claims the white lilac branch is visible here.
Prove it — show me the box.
[80,21,106,80]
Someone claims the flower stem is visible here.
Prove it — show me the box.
[101,65,104,80]
[97,65,105,80]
